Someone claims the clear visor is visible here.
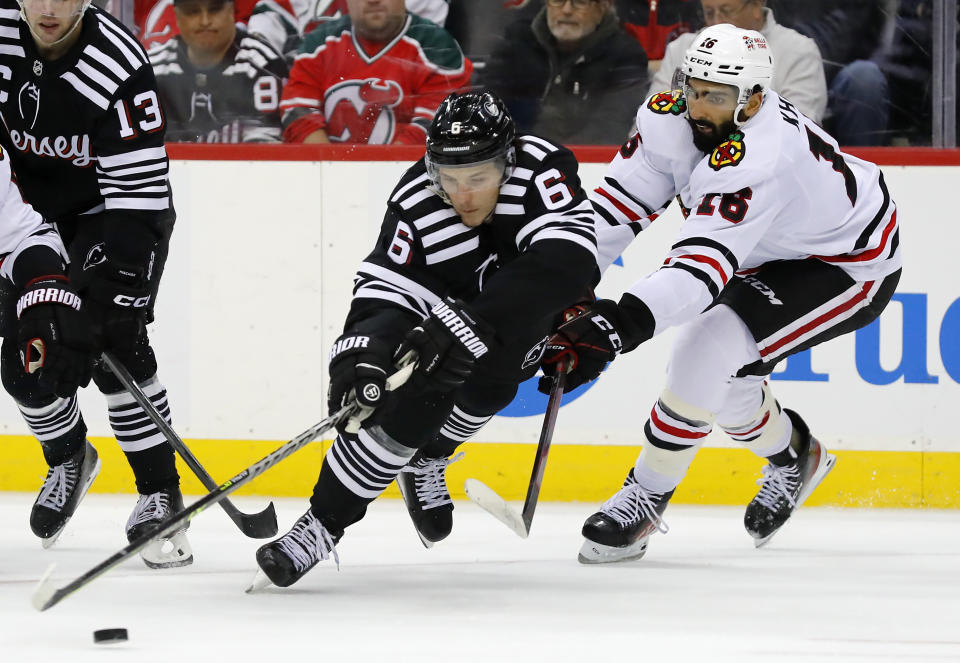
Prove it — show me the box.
[426,155,507,198]
[20,0,88,19]
[676,72,743,109]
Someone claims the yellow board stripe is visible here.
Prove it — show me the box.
[2,434,958,507]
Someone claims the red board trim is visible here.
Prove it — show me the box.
[164,143,960,166]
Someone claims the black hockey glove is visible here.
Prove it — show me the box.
[395,297,493,393]
[16,277,96,398]
[328,334,394,432]
[539,299,624,394]
[79,257,153,354]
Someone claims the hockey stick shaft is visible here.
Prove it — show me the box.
[32,408,348,612]
[520,368,566,533]
[33,362,415,611]
[101,352,278,539]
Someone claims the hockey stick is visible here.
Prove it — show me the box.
[464,366,566,538]
[101,352,278,539]
[32,361,415,611]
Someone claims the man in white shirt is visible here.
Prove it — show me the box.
[649,0,826,123]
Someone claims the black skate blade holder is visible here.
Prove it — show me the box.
[465,365,566,538]
[101,352,279,539]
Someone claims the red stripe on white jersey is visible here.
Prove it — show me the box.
[758,280,879,359]
[816,209,898,264]
[665,253,730,285]
[595,186,642,222]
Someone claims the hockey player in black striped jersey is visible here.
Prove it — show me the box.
[541,24,902,563]
[0,0,191,566]
[252,90,599,589]
[149,0,289,143]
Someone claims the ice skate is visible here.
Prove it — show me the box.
[31,440,101,548]
[745,409,837,548]
[397,451,464,547]
[249,509,340,590]
[578,469,673,564]
[126,487,193,569]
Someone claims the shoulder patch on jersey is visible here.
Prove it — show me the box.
[709,132,746,171]
[299,16,352,53]
[647,90,686,116]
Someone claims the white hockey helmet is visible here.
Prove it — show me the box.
[678,23,774,126]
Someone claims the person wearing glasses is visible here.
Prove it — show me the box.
[649,0,826,124]
[478,0,649,145]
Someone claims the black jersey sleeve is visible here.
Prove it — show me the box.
[343,203,447,336]
[88,22,173,262]
[469,143,599,339]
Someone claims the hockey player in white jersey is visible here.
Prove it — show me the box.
[539,24,902,563]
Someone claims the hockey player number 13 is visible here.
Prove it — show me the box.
[113,90,164,139]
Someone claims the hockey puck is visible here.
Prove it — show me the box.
[93,628,128,644]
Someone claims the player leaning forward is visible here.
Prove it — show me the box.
[0,0,190,565]
[543,24,902,563]
[252,90,598,588]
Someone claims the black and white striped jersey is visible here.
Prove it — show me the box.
[0,2,171,222]
[149,28,288,143]
[345,135,599,342]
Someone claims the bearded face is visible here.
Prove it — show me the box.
[687,115,738,153]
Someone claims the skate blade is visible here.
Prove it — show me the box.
[140,530,193,569]
[245,569,273,594]
[752,453,838,549]
[577,537,649,565]
[464,478,528,538]
[39,456,102,550]
[396,476,436,549]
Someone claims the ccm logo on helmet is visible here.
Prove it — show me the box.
[113,294,151,308]
[689,57,713,66]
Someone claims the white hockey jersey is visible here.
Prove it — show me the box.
[0,148,68,285]
[592,89,901,337]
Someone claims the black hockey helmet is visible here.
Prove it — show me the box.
[425,90,517,193]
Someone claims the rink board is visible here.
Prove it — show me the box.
[0,146,958,506]
[2,434,959,507]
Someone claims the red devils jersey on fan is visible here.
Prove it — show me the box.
[280,13,471,145]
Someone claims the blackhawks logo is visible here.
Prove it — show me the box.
[710,132,746,170]
[647,90,686,116]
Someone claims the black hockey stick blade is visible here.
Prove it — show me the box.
[465,368,566,538]
[101,352,278,538]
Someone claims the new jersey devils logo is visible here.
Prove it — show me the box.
[18,82,40,130]
[324,78,404,144]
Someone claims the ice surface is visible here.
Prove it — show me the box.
[1,493,958,662]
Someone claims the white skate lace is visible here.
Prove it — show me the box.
[126,491,171,530]
[754,463,801,510]
[400,451,465,510]
[36,460,79,511]
[600,479,670,535]
[277,511,340,572]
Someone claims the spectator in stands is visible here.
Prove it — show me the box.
[772,0,894,145]
[618,0,699,62]
[293,0,450,34]
[650,0,826,123]
[280,0,471,144]
[151,0,289,142]
[479,0,649,145]
[138,0,300,59]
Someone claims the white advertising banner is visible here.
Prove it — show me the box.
[0,160,954,453]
